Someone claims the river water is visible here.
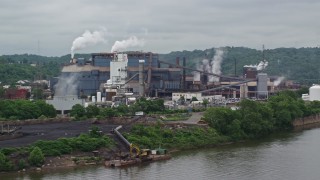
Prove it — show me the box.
[2,127,320,180]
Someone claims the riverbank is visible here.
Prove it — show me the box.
[2,110,320,173]
[293,113,320,127]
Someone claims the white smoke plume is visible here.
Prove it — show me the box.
[244,61,268,71]
[193,71,201,82]
[111,36,145,52]
[54,74,80,96]
[193,63,202,81]
[193,48,224,82]
[71,28,108,59]
[274,76,285,86]
[210,49,224,82]
[202,59,211,73]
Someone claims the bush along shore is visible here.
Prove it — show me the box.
[2,89,320,172]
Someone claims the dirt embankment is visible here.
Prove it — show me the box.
[293,114,320,127]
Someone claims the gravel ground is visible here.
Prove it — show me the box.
[0,121,119,148]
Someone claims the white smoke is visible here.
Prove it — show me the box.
[202,59,211,73]
[71,28,108,59]
[54,74,80,96]
[193,48,224,82]
[244,61,268,71]
[193,63,202,81]
[111,36,145,52]
[274,76,285,86]
[210,49,224,82]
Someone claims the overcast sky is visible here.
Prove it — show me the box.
[1,0,320,56]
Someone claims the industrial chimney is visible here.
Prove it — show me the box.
[139,60,145,97]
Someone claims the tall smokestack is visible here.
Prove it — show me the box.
[139,60,145,97]
[183,57,186,90]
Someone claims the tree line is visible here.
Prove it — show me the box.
[122,89,320,150]
[202,90,320,140]
[0,100,56,120]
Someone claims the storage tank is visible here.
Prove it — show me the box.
[309,85,320,101]
[97,92,101,102]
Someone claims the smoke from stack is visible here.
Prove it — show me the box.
[274,76,285,86]
[244,61,268,71]
[111,36,145,52]
[210,49,224,82]
[193,48,224,82]
[54,74,80,96]
[71,29,108,59]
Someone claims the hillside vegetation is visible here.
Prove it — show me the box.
[1,47,320,85]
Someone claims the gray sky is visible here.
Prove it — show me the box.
[1,0,320,56]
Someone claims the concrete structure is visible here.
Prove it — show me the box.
[46,96,84,115]
[172,92,224,102]
[257,73,268,99]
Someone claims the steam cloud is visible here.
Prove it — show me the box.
[193,48,224,83]
[111,36,145,52]
[210,49,224,82]
[244,61,268,71]
[54,74,80,96]
[274,76,285,86]
[71,29,108,59]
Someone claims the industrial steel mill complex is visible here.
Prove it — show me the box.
[47,51,286,114]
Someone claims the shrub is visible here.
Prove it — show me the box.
[18,159,26,170]
[33,140,72,156]
[28,147,45,167]
[0,152,14,171]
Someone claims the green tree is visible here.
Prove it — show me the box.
[179,95,185,105]
[86,105,100,118]
[32,88,44,100]
[34,100,56,118]
[191,96,198,102]
[0,87,5,99]
[99,107,116,118]
[203,107,240,135]
[239,99,274,137]
[0,152,13,171]
[202,99,209,108]
[16,100,41,119]
[89,126,103,138]
[70,104,86,119]
[268,92,303,130]
[28,147,45,167]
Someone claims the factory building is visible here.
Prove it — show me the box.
[50,52,182,98]
[49,51,285,105]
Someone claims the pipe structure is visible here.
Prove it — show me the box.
[159,60,247,81]
[139,60,145,97]
[198,79,255,93]
[114,125,131,147]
